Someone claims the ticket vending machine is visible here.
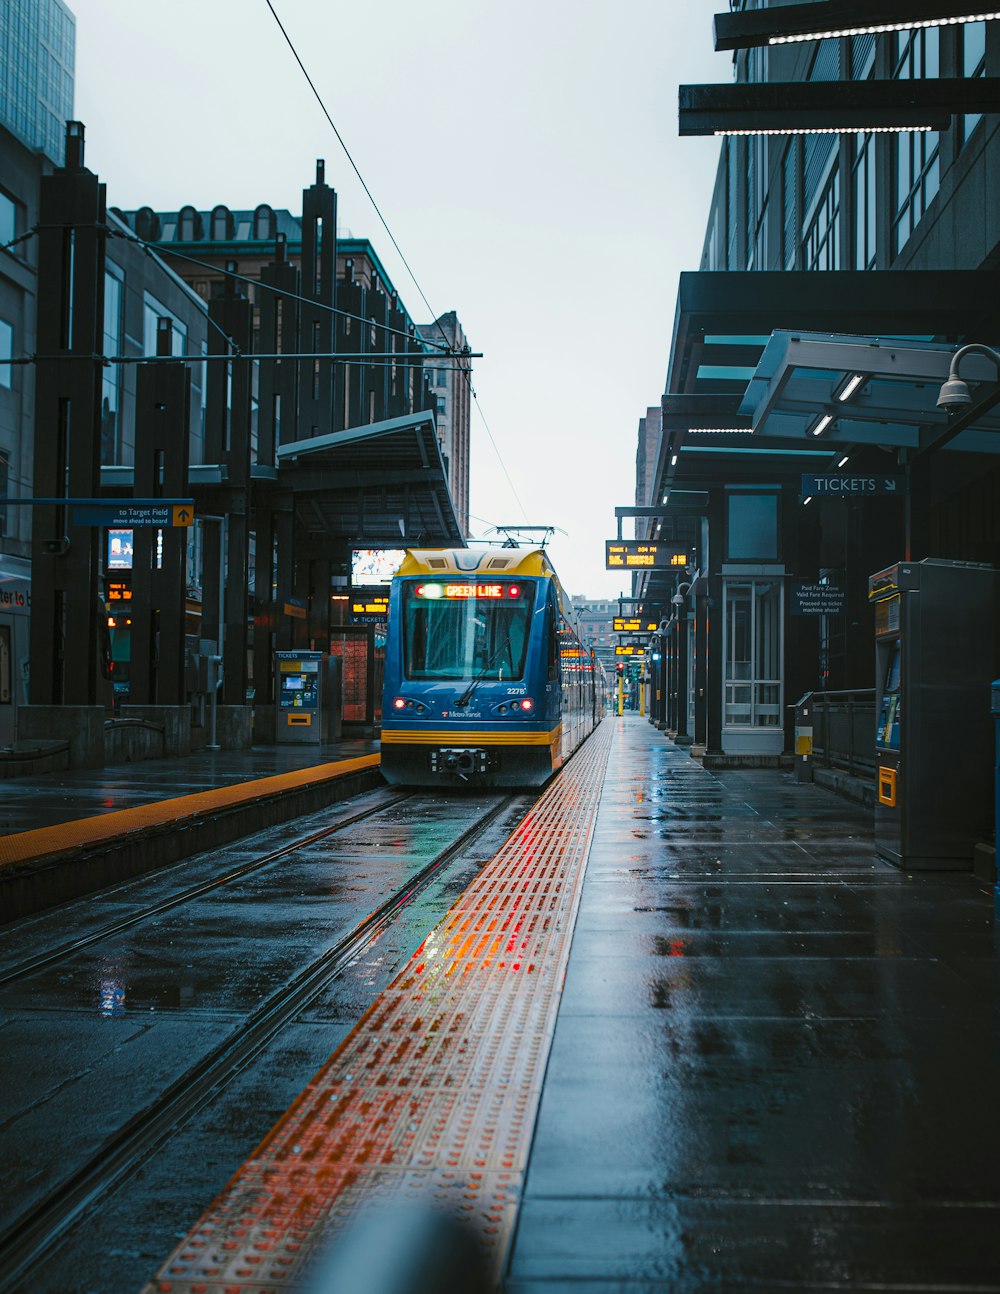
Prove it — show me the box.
[868,559,999,869]
[275,650,327,744]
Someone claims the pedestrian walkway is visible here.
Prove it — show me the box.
[136,715,1000,1292]
[508,716,1000,1290]
[0,738,381,922]
[0,738,379,837]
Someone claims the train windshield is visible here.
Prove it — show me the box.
[402,580,532,680]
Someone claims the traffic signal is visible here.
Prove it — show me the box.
[616,662,624,675]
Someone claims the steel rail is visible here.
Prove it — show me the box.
[0,788,412,989]
[0,792,528,1291]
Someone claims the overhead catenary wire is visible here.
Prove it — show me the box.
[263,0,528,522]
[109,226,462,356]
[264,0,453,357]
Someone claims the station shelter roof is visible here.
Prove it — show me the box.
[274,409,464,546]
[633,268,1000,617]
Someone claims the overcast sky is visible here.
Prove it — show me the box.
[70,0,726,599]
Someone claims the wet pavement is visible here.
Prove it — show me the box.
[0,788,531,1293]
[507,716,1000,1292]
[3,716,999,1291]
[0,738,378,834]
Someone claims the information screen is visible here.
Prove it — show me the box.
[605,541,688,571]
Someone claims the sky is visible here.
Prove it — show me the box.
[70,0,726,600]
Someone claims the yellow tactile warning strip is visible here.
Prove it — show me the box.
[142,718,614,1294]
[0,755,381,870]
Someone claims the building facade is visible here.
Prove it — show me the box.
[572,596,618,678]
[118,200,472,538]
[636,9,1000,763]
[0,0,75,166]
[417,312,471,536]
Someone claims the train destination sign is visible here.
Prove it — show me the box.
[605,541,688,570]
[801,474,904,497]
[613,617,659,632]
[414,582,523,600]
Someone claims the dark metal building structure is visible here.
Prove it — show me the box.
[635,8,1000,767]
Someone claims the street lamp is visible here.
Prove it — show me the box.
[936,342,1000,410]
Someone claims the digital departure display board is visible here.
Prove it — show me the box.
[613,617,658,632]
[605,541,688,570]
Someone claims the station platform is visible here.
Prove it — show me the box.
[0,738,381,921]
[137,715,1000,1293]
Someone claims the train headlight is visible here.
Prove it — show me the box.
[519,698,534,713]
[393,697,406,710]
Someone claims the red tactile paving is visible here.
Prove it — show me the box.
[141,719,614,1294]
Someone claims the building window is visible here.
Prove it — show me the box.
[210,205,234,241]
[891,29,940,257]
[782,141,797,270]
[0,318,13,388]
[723,579,783,729]
[253,205,275,240]
[101,266,123,463]
[143,292,187,357]
[959,21,987,146]
[178,205,201,241]
[0,192,16,248]
[803,163,840,269]
[727,492,778,560]
[747,134,769,270]
[852,132,877,270]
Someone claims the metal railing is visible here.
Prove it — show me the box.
[794,689,876,781]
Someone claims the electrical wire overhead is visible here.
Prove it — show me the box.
[263,0,529,523]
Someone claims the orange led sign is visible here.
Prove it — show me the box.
[605,540,689,570]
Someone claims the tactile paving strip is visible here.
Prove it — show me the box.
[0,755,380,869]
[141,719,614,1294]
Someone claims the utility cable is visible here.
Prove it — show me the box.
[264,0,454,359]
[265,0,528,521]
[109,226,459,356]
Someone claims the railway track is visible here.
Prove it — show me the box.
[0,789,533,1291]
[0,787,411,989]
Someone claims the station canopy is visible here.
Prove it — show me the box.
[272,409,463,545]
[101,409,463,547]
[740,332,1000,453]
[632,269,1000,617]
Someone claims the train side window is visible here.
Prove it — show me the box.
[0,624,11,704]
[547,593,560,680]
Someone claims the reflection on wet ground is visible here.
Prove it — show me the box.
[508,717,1000,1292]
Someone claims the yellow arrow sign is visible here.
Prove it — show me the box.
[172,505,194,527]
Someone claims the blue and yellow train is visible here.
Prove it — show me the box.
[380,547,603,787]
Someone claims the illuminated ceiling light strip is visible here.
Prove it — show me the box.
[811,413,834,436]
[685,426,755,433]
[770,14,1000,43]
[837,373,867,402]
[838,455,850,467]
[715,125,932,135]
